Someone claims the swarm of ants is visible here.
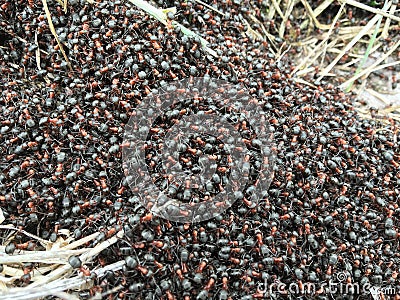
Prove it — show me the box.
[0,0,399,299]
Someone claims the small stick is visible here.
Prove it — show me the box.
[0,225,50,247]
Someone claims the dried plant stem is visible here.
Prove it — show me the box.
[313,0,335,17]
[339,0,400,22]
[0,262,124,300]
[193,0,224,16]
[345,10,383,92]
[42,0,72,70]
[128,0,217,57]
[292,3,345,75]
[0,225,50,247]
[381,3,397,38]
[270,0,284,20]
[340,57,400,89]
[279,0,295,38]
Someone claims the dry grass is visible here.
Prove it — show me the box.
[0,221,124,300]
[285,0,399,83]
[260,0,400,120]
